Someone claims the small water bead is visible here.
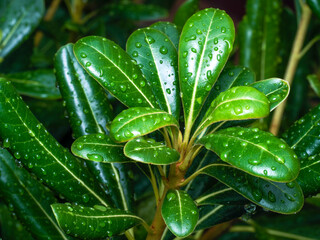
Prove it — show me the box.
[248,159,261,165]
[221,27,226,33]
[80,53,87,58]
[120,85,127,92]
[191,48,197,53]
[135,42,142,48]
[167,192,176,201]
[132,51,138,57]
[85,62,91,67]
[159,46,168,54]
[87,154,103,162]
[268,191,276,202]
[145,36,155,44]
[216,54,221,61]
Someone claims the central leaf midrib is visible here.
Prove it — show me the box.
[186,10,216,128]
[3,159,69,240]
[8,100,109,207]
[81,42,155,108]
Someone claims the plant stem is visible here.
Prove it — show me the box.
[34,0,62,47]
[149,165,160,203]
[299,35,320,59]
[269,2,311,135]
[146,187,168,240]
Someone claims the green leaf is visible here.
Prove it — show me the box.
[195,183,247,206]
[179,8,235,133]
[307,74,320,96]
[73,36,159,108]
[124,138,179,165]
[51,204,142,239]
[199,164,304,213]
[110,107,179,142]
[0,148,70,240]
[71,134,127,163]
[197,127,299,182]
[195,86,269,136]
[150,21,180,50]
[55,44,132,211]
[173,0,199,29]
[283,104,320,159]
[55,43,114,136]
[161,190,199,237]
[0,70,61,100]
[198,65,256,121]
[0,79,110,207]
[283,105,320,196]
[195,205,244,231]
[307,0,320,19]
[296,154,320,196]
[251,78,289,111]
[0,0,44,59]
[238,0,282,79]
[126,28,180,119]
[0,202,34,240]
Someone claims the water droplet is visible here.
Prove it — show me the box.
[166,88,171,94]
[125,130,133,138]
[216,54,221,61]
[82,194,90,203]
[85,62,91,67]
[196,29,202,34]
[167,192,176,201]
[205,84,211,91]
[285,193,295,202]
[80,53,87,58]
[137,81,145,88]
[135,42,142,48]
[183,51,188,57]
[252,189,262,202]
[191,48,197,53]
[94,205,107,212]
[249,159,261,165]
[159,46,168,54]
[276,157,285,164]
[214,38,218,44]
[263,169,268,175]
[132,51,138,57]
[268,191,276,202]
[286,182,295,188]
[145,36,155,44]
[87,154,103,162]
[234,107,243,115]
[14,152,21,159]
[67,206,74,212]
[221,27,226,33]
[120,85,127,92]
[76,143,84,150]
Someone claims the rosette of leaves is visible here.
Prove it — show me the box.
[0,6,305,240]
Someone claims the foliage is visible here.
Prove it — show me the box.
[0,0,320,240]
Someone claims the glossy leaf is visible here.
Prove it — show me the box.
[251,78,289,111]
[195,86,269,136]
[198,65,256,122]
[55,44,132,211]
[179,8,235,133]
[124,138,179,165]
[307,74,320,96]
[0,148,70,240]
[110,107,179,142]
[74,36,159,108]
[195,205,244,231]
[126,28,180,119]
[283,105,320,196]
[199,164,304,213]
[71,134,127,163]
[150,21,180,50]
[55,43,113,136]
[238,0,282,79]
[307,0,320,19]
[283,104,320,159]
[161,190,199,237]
[0,0,44,59]
[173,0,199,29]
[0,79,110,207]
[0,70,61,100]
[296,154,320,196]
[198,127,300,182]
[52,204,142,239]
[195,183,247,206]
